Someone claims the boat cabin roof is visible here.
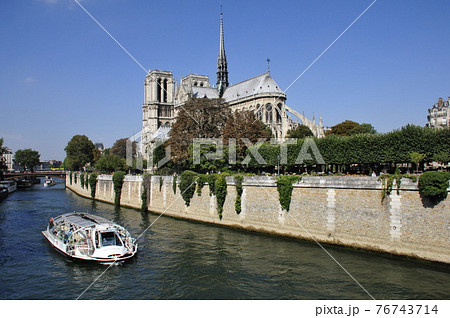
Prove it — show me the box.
[59,212,116,229]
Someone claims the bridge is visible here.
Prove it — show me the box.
[3,171,67,180]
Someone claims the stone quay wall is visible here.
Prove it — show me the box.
[66,174,450,264]
[67,173,143,209]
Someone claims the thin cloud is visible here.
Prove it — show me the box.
[37,0,86,5]
[0,133,23,142]
[24,77,36,84]
[39,0,62,4]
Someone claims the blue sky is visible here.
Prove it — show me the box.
[1,0,449,160]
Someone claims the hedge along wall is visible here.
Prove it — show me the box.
[245,126,450,167]
[67,174,450,264]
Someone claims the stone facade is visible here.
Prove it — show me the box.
[427,97,450,128]
[67,174,450,264]
[1,147,13,171]
[68,173,143,210]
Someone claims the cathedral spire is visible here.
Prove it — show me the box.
[217,8,228,96]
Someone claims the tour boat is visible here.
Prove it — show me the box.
[0,180,17,193]
[42,212,138,263]
[44,178,56,187]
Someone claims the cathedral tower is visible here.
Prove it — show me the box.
[216,11,229,97]
[142,70,175,159]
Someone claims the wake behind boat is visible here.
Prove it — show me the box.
[42,212,138,263]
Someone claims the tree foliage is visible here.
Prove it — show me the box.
[244,125,450,169]
[276,176,300,212]
[326,120,360,136]
[234,175,244,214]
[14,149,40,171]
[64,135,95,171]
[141,173,151,211]
[95,154,126,173]
[178,170,198,206]
[88,173,98,199]
[432,151,450,166]
[167,98,231,164]
[215,174,227,219]
[418,171,450,201]
[409,152,426,173]
[286,124,314,139]
[110,138,137,159]
[223,110,272,157]
[326,120,377,137]
[348,123,377,135]
[112,171,126,206]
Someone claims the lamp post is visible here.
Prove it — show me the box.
[277,155,280,176]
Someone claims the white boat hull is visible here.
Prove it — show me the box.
[0,181,17,193]
[43,212,138,263]
[42,230,136,263]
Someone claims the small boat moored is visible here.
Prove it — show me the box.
[42,212,138,263]
[0,180,17,193]
[17,178,32,189]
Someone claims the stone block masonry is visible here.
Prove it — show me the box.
[66,174,450,264]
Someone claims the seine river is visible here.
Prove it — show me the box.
[0,180,449,300]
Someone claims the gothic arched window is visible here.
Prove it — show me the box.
[276,103,282,123]
[163,79,168,103]
[157,78,162,102]
[266,104,273,123]
[256,104,263,121]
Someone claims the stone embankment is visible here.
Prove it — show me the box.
[67,174,450,264]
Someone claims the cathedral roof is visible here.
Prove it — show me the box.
[192,86,219,99]
[222,72,285,103]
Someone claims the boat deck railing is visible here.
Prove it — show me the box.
[67,243,94,256]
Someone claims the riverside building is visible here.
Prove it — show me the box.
[427,97,450,128]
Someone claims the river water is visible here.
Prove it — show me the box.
[0,180,448,300]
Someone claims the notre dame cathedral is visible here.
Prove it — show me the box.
[141,12,325,161]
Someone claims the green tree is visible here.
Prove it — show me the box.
[286,124,314,139]
[348,123,377,135]
[223,110,272,157]
[64,135,95,171]
[433,151,450,167]
[410,151,426,173]
[419,171,450,201]
[167,98,231,164]
[94,154,126,173]
[110,138,138,159]
[152,142,168,170]
[14,149,40,171]
[92,147,101,163]
[326,120,360,136]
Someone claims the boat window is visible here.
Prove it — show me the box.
[101,232,122,247]
[95,231,100,248]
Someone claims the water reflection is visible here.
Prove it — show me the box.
[0,184,449,300]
